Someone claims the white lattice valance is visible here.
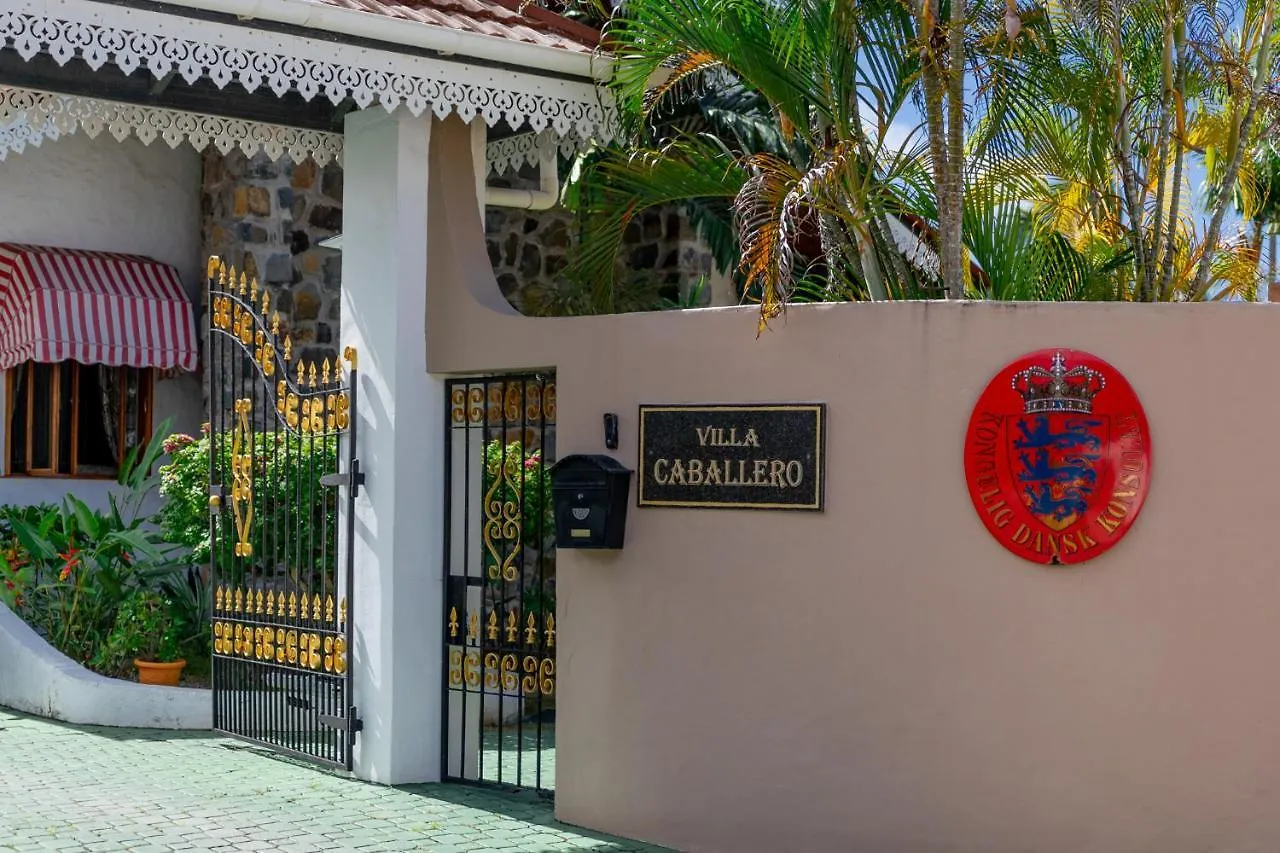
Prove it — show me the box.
[0,86,345,164]
[485,129,600,176]
[1,86,603,180]
[0,0,616,147]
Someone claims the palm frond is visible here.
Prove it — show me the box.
[562,138,749,312]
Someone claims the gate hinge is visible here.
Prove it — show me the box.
[320,459,366,497]
[318,707,363,734]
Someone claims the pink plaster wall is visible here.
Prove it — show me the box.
[429,117,1280,853]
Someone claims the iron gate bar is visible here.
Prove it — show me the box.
[206,258,361,770]
[442,374,557,795]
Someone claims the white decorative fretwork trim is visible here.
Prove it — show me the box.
[0,86,345,165]
[486,129,603,176]
[0,110,44,157]
[2,86,607,175]
[1,0,616,146]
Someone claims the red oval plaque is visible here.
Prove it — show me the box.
[964,349,1152,565]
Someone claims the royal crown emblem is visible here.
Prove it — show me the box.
[1012,351,1106,415]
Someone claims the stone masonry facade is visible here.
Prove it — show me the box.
[484,164,715,314]
[200,151,343,413]
[200,154,716,405]
[484,205,712,313]
[201,150,343,361]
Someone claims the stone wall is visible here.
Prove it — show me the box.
[484,205,720,312]
[201,150,343,370]
[483,165,718,313]
[200,153,721,404]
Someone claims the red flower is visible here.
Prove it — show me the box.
[2,545,24,569]
[4,580,13,591]
[163,433,196,454]
[58,548,80,581]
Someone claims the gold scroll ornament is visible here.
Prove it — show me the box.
[446,650,554,695]
[229,399,254,558]
[450,380,557,426]
[210,259,355,440]
[212,622,348,675]
[482,450,523,581]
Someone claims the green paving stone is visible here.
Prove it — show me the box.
[0,707,670,853]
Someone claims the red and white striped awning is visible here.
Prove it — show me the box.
[0,244,198,373]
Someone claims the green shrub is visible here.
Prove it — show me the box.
[158,428,339,585]
[0,424,182,668]
[0,504,53,610]
[96,591,182,673]
[162,569,211,664]
[155,432,207,563]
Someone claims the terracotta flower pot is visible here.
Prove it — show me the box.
[134,659,186,686]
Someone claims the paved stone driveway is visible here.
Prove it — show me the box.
[0,708,668,852]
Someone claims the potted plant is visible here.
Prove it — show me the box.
[104,591,185,685]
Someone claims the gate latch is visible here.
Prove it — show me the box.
[318,707,364,734]
[208,485,226,514]
[320,459,366,497]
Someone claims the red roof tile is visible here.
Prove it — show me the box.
[309,0,601,54]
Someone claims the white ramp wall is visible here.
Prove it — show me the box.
[0,605,210,729]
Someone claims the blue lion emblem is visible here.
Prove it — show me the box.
[1012,415,1106,528]
[1014,416,1103,451]
[1017,450,1097,486]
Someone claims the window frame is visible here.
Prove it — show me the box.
[3,361,155,479]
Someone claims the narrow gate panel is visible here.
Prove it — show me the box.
[207,259,361,769]
[444,375,557,794]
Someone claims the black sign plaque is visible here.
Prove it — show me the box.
[637,404,826,511]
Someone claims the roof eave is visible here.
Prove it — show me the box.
[153,0,613,82]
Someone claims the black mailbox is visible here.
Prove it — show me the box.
[550,454,633,549]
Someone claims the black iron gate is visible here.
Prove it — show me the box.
[206,257,362,769]
[443,374,557,794]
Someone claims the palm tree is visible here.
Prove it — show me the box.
[553,0,1278,321]
[555,83,790,314]
[571,0,949,330]
[977,0,1275,301]
[1192,0,1276,297]
[913,0,967,299]
[1238,142,1280,299]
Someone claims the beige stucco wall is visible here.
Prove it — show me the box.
[429,117,1280,853]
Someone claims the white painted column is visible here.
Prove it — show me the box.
[341,107,443,784]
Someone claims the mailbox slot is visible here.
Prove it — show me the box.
[550,454,633,550]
